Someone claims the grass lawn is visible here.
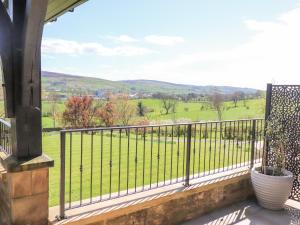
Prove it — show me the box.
[0,98,264,207]
[131,98,265,121]
[44,126,254,207]
[41,98,265,128]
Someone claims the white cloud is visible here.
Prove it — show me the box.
[144,35,185,46]
[42,38,154,56]
[105,35,138,43]
[140,7,300,89]
[115,35,138,43]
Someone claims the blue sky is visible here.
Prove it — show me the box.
[42,0,300,89]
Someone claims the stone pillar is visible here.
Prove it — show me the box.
[0,153,53,225]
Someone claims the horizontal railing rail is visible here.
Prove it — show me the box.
[60,118,264,133]
[0,118,12,155]
[59,118,265,219]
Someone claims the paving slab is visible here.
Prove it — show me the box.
[182,200,300,225]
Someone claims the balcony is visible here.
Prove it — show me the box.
[1,114,300,224]
[0,1,300,224]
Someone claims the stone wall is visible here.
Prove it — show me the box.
[0,153,53,225]
[0,166,50,225]
[0,164,11,225]
[56,171,253,225]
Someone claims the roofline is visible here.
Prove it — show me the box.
[45,0,88,23]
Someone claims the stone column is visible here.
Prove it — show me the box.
[0,153,53,225]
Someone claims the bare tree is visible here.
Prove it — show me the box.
[160,95,177,115]
[48,93,60,127]
[254,90,264,99]
[115,94,136,126]
[230,91,245,107]
[209,90,224,121]
[231,92,239,108]
[243,98,248,107]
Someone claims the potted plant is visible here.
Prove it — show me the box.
[251,116,294,210]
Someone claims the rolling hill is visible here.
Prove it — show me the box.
[42,71,260,96]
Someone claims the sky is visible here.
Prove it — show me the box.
[42,0,300,90]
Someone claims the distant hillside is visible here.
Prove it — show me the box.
[121,79,258,95]
[42,71,259,96]
[42,71,128,95]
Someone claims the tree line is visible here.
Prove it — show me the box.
[46,89,265,129]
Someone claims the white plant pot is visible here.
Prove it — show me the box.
[251,166,293,210]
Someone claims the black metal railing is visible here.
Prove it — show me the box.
[0,118,12,155]
[59,118,264,218]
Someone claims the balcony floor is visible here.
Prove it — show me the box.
[182,199,300,225]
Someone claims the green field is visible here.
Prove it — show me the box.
[130,98,265,121]
[0,98,265,127]
[0,98,265,207]
[44,122,262,207]
[41,98,264,207]
[41,98,265,128]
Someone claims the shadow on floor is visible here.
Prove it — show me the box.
[182,200,300,225]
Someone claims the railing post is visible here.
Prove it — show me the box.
[264,83,272,167]
[250,120,256,168]
[185,124,192,186]
[60,131,66,219]
[265,84,272,121]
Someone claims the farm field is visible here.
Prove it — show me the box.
[40,98,265,128]
[0,98,265,207]
[130,98,265,121]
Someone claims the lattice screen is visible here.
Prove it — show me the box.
[267,85,300,201]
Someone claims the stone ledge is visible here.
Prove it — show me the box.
[50,166,254,225]
[0,152,54,172]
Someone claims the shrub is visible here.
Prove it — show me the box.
[63,96,97,128]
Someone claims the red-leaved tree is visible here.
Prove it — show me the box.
[96,102,118,127]
[63,96,97,128]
